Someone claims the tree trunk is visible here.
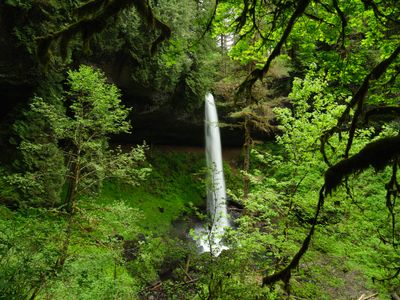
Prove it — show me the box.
[243,117,252,199]
[65,148,80,214]
[57,214,73,269]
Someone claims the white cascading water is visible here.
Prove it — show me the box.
[195,93,229,256]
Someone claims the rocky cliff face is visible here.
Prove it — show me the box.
[108,69,245,146]
[0,2,277,147]
[0,39,245,147]
[118,95,246,147]
[0,3,38,121]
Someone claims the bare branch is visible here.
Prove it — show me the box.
[238,0,311,95]
[200,0,219,40]
[332,0,347,50]
[263,185,326,290]
[320,43,400,163]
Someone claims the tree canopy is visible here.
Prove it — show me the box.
[207,0,400,290]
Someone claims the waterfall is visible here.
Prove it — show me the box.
[196,93,229,256]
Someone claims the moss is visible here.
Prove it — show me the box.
[35,0,171,65]
[325,135,400,195]
[97,150,205,233]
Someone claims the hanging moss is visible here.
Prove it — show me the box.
[262,135,400,292]
[324,135,400,195]
[365,106,400,123]
[319,44,400,164]
[35,0,171,65]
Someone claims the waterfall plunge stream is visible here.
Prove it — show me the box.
[195,93,229,256]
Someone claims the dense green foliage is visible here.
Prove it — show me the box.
[225,78,399,298]
[0,202,142,299]
[0,150,206,299]
[5,65,150,211]
[1,0,400,299]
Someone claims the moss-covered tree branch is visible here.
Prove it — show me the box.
[320,43,400,164]
[238,0,311,95]
[36,0,171,65]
